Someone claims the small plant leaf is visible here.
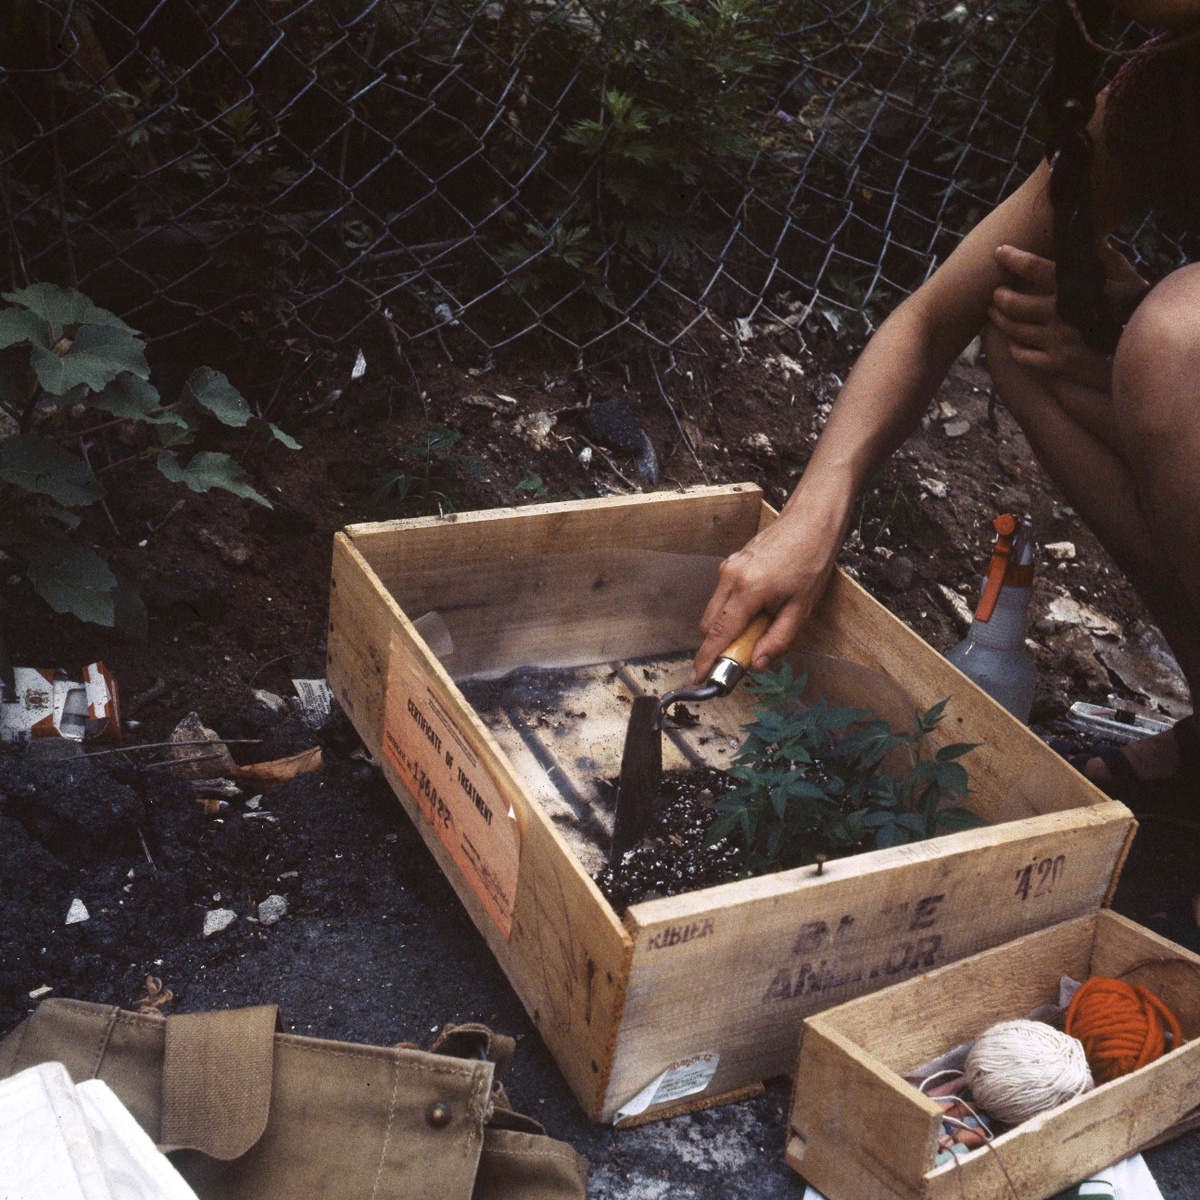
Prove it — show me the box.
[371,469,412,504]
[0,436,104,506]
[935,742,980,761]
[183,367,253,427]
[251,418,301,449]
[517,472,548,496]
[874,821,913,849]
[26,540,118,626]
[157,450,270,506]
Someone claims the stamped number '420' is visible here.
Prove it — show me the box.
[1014,855,1066,901]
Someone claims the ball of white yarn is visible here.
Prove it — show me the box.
[963,1019,1094,1125]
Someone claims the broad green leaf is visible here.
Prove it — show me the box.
[0,436,104,506]
[157,450,270,506]
[90,373,168,421]
[26,540,117,626]
[0,306,49,350]
[895,812,926,834]
[184,367,252,427]
[3,284,137,339]
[30,323,150,394]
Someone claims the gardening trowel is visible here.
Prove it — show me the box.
[609,612,772,865]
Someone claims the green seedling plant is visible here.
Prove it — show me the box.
[0,283,298,633]
[703,663,985,875]
[372,427,482,516]
[516,472,549,499]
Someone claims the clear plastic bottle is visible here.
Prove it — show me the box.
[945,514,1037,723]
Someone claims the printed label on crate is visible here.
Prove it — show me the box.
[383,632,520,938]
[612,1052,720,1124]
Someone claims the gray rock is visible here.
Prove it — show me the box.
[203,908,237,937]
[258,894,288,926]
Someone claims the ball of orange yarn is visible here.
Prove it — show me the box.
[1065,976,1182,1084]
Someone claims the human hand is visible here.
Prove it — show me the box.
[988,243,1148,390]
[989,245,1109,389]
[690,508,838,684]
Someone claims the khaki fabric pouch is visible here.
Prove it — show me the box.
[0,998,586,1200]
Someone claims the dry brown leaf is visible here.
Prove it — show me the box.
[230,746,324,788]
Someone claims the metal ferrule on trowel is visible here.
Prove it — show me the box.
[608,613,772,866]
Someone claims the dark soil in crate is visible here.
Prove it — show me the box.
[592,768,742,912]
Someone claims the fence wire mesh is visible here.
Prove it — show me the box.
[0,0,1099,373]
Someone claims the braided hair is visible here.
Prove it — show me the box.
[1043,1,1200,353]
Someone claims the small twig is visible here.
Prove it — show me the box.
[80,441,121,537]
[47,51,78,288]
[576,432,639,491]
[0,169,30,290]
[96,450,152,476]
[378,305,427,416]
[78,738,262,759]
[137,827,157,871]
[146,498,186,533]
[649,352,709,482]
[138,753,227,770]
[249,651,299,685]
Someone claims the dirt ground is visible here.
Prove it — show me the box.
[3,314,1199,1195]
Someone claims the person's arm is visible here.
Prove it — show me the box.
[691,85,1139,684]
[690,162,1060,682]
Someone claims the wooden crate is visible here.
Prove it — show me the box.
[786,910,1200,1200]
[326,484,1135,1123]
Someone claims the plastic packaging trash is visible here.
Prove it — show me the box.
[0,662,119,744]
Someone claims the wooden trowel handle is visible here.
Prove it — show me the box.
[718,612,773,670]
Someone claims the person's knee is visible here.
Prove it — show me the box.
[1113,265,1200,447]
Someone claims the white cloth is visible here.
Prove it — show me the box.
[0,1061,199,1200]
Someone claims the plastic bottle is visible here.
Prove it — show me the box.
[945,514,1037,723]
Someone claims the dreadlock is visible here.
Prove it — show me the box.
[1042,0,1123,353]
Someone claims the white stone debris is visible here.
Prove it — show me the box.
[257,895,288,926]
[202,909,237,938]
[943,418,971,438]
[65,899,89,925]
[1047,595,1123,639]
[1045,541,1077,560]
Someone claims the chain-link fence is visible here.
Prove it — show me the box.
[0,0,1078,375]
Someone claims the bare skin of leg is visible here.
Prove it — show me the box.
[982,265,1200,782]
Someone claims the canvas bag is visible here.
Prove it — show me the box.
[0,998,587,1200]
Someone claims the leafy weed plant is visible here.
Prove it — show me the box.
[0,284,297,633]
[704,664,985,875]
[372,427,482,516]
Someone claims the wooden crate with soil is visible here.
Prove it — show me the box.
[325,483,1135,1124]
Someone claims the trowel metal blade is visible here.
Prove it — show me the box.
[609,695,662,867]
